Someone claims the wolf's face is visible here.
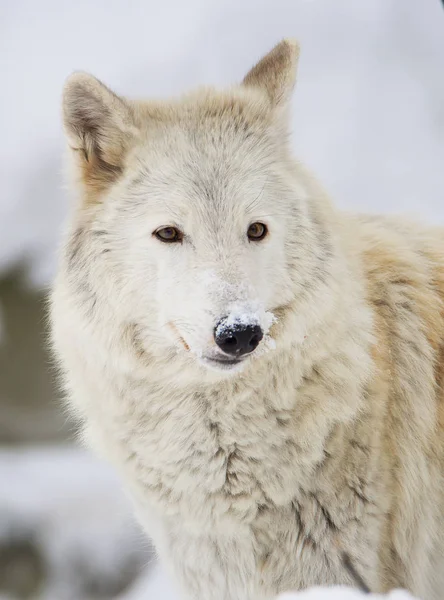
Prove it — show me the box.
[105,117,299,372]
[62,41,329,375]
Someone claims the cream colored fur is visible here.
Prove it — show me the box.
[50,40,444,600]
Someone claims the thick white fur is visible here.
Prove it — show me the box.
[50,40,444,600]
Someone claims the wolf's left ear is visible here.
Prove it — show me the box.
[62,72,138,199]
[242,39,299,109]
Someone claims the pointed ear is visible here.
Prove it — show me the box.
[62,72,138,199]
[242,39,299,108]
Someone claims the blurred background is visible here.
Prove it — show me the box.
[1,0,443,598]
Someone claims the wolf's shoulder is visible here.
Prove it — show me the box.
[344,212,444,281]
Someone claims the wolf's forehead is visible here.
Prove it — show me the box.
[136,91,274,166]
[130,152,271,221]
[130,116,275,215]
[139,89,269,135]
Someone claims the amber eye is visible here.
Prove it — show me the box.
[247,222,267,241]
[154,226,183,243]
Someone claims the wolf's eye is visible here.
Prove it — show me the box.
[247,222,267,241]
[154,227,183,243]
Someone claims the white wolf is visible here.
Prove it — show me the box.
[50,40,444,600]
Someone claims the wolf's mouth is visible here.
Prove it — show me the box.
[207,357,242,366]
[200,355,246,371]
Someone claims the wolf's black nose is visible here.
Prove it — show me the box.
[214,320,264,356]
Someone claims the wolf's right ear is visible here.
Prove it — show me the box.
[242,39,299,109]
[62,72,138,200]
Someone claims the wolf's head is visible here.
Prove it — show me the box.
[60,40,335,377]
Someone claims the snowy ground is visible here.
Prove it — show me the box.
[0,447,153,599]
[280,590,416,600]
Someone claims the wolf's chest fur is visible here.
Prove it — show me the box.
[89,328,384,598]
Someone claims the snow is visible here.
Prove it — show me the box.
[0,447,153,599]
[278,589,416,599]
[219,306,276,334]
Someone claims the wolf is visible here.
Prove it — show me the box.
[50,40,444,600]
